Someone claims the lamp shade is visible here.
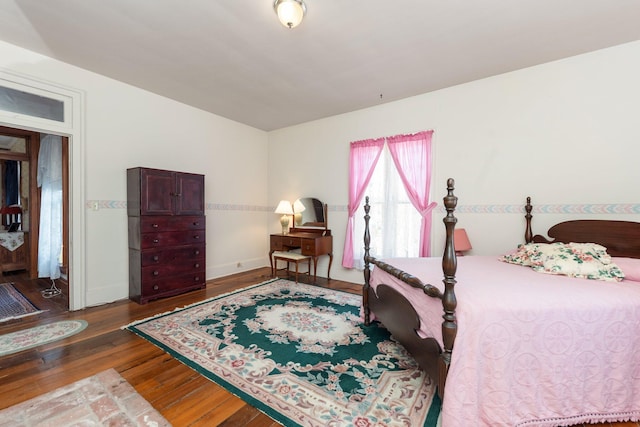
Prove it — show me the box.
[454,228,472,253]
[293,198,306,213]
[274,0,306,29]
[275,200,293,215]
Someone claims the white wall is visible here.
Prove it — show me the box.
[0,40,269,307]
[268,40,640,284]
[2,38,639,304]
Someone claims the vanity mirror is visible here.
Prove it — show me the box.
[293,197,327,228]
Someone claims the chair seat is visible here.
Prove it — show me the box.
[272,251,309,261]
[272,251,311,283]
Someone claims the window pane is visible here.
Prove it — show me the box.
[0,86,64,122]
[354,146,421,268]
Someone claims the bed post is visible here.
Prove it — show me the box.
[439,178,458,395]
[525,196,533,243]
[363,196,371,326]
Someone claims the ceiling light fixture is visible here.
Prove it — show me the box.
[274,0,306,29]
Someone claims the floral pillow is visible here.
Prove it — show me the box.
[500,242,564,267]
[565,242,611,264]
[500,242,625,282]
[500,244,533,266]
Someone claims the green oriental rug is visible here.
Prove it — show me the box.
[125,279,441,427]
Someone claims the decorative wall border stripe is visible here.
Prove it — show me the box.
[85,201,329,212]
[207,203,271,212]
[85,201,640,215]
[442,205,522,214]
[438,204,640,215]
[85,200,127,210]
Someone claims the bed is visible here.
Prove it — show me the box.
[362,178,640,427]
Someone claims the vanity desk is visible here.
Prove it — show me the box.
[269,198,333,282]
[270,229,333,281]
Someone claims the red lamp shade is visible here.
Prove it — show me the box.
[454,228,472,255]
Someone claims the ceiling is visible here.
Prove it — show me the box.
[1,1,639,131]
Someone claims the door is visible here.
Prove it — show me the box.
[175,172,205,215]
[0,126,69,296]
[139,168,174,215]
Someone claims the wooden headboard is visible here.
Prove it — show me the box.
[524,197,640,259]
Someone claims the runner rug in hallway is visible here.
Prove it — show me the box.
[125,279,441,427]
[0,282,43,322]
[0,320,88,356]
[0,368,170,426]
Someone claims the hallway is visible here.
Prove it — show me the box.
[1,271,68,323]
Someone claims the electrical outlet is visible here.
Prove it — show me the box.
[91,201,99,211]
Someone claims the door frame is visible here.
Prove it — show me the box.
[0,69,86,310]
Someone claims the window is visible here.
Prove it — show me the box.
[0,86,64,122]
[342,130,435,269]
[352,145,422,269]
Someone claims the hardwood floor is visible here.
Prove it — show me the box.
[0,268,638,427]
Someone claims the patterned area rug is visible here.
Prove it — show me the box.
[0,282,43,322]
[0,319,88,356]
[125,279,441,427]
[0,368,170,426]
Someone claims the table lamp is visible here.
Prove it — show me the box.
[293,198,306,226]
[454,228,472,256]
[275,200,293,234]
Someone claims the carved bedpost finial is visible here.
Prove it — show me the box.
[364,196,371,264]
[442,178,458,281]
[442,178,458,270]
[363,196,371,325]
[440,178,458,393]
[525,196,533,243]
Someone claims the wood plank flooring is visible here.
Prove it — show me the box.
[0,268,638,427]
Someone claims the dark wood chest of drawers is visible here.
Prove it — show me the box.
[127,167,206,304]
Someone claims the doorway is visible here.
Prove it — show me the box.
[0,125,70,310]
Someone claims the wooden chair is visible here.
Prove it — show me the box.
[0,205,22,230]
[272,251,311,283]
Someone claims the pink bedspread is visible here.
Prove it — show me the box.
[369,256,640,427]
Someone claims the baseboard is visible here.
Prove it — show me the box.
[207,257,269,279]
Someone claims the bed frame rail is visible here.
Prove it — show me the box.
[363,178,459,398]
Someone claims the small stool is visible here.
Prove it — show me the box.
[272,251,311,283]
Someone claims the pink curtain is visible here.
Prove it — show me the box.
[341,138,385,268]
[387,130,436,256]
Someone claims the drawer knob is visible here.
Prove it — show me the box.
[194,277,200,282]
[194,263,200,268]
[194,235,200,239]
[152,223,159,228]
[193,222,199,226]
[153,284,159,290]
[194,250,200,255]
[153,270,159,276]
[153,255,159,261]
[153,239,159,243]
[305,245,310,250]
